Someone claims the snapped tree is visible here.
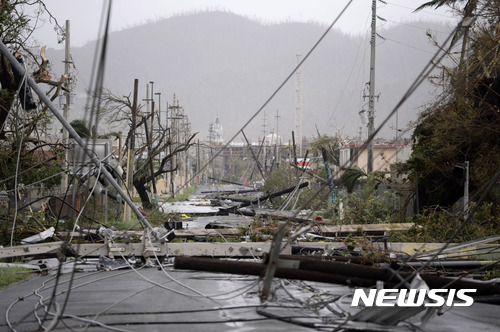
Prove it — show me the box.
[0,1,67,193]
[100,89,198,209]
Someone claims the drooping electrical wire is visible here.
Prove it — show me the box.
[10,59,30,247]
[37,1,117,329]
[3,1,498,331]
[145,0,355,217]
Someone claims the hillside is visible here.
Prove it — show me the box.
[45,11,451,143]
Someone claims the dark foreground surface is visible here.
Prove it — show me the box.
[0,263,499,331]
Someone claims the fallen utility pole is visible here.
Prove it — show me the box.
[174,256,387,289]
[174,255,500,298]
[242,130,266,181]
[217,194,258,202]
[0,42,155,235]
[219,182,309,213]
[235,208,311,222]
[208,177,253,188]
[261,224,287,301]
[0,241,291,259]
[248,181,308,205]
[216,189,259,197]
[248,137,266,182]
[289,163,326,183]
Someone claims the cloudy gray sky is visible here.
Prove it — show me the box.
[35,0,457,49]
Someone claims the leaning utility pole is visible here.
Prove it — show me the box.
[367,0,377,173]
[242,130,266,180]
[0,43,155,233]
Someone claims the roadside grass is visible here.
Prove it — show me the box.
[166,186,197,202]
[131,196,142,203]
[0,265,30,288]
[107,218,142,231]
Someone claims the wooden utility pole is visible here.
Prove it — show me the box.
[149,82,158,206]
[168,95,182,196]
[117,131,123,220]
[262,111,267,175]
[141,83,158,207]
[182,107,189,189]
[275,109,280,168]
[196,139,200,184]
[124,79,138,222]
[292,131,298,166]
[143,116,156,205]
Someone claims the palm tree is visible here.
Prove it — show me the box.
[340,167,368,193]
[69,119,91,138]
[416,0,478,68]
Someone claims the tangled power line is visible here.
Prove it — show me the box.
[1,0,499,331]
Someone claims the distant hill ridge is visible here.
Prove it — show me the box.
[47,11,450,142]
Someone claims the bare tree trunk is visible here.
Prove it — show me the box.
[133,177,154,210]
[0,54,18,137]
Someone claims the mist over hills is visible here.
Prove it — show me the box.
[46,11,450,143]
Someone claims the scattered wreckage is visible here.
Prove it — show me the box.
[1,185,500,331]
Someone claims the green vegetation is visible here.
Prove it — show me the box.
[131,196,142,203]
[483,269,500,281]
[385,1,500,242]
[245,219,281,242]
[336,181,399,225]
[166,186,197,202]
[339,168,369,194]
[261,167,330,211]
[1,0,499,249]
[404,202,500,243]
[69,119,91,138]
[257,3,500,244]
[308,134,340,167]
[0,1,65,196]
[106,218,142,231]
[0,265,30,288]
[405,2,500,211]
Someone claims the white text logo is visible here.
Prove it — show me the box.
[351,289,476,307]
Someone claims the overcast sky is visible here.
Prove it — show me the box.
[34,0,458,49]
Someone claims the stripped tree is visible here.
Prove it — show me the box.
[100,89,198,209]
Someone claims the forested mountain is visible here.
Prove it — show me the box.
[46,11,451,142]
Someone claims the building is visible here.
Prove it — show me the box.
[213,117,223,144]
[339,140,411,173]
